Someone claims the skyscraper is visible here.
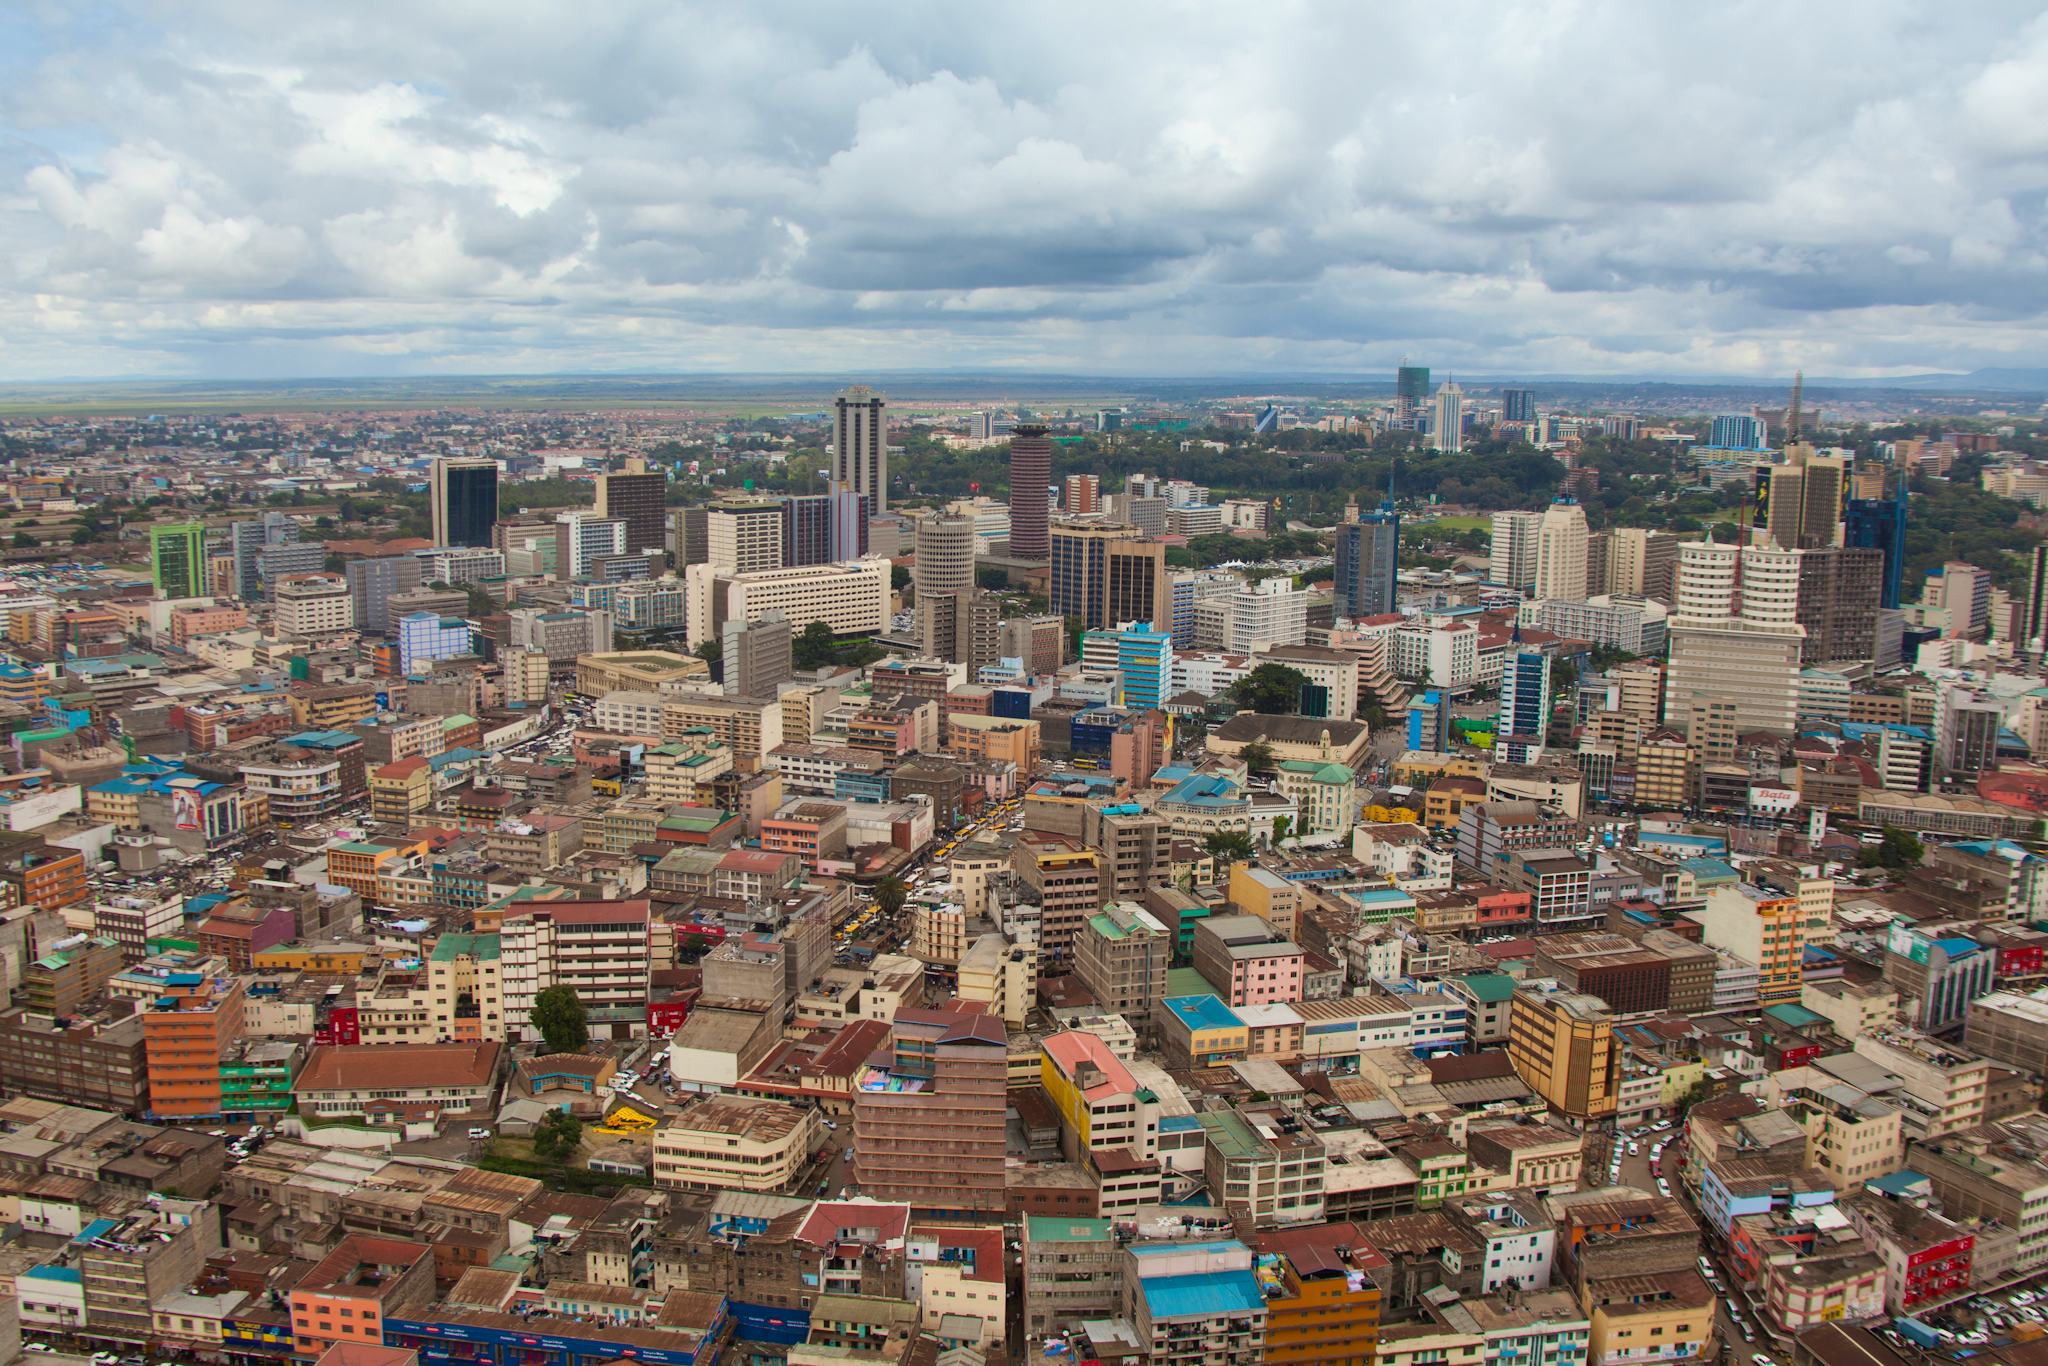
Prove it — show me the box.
[1007,423,1052,559]
[1065,473,1101,514]
[1534,500,1591,602]
[1050,523,1168,632]
[706,500,785,574]
[229,511,299,600]
[1758,445,1847,550]
[1608,528,1680,603]
[915,511,986,665]
[430,457,500,548]
[553,513,628,581]
[2026,545,2048,652]
[1845,482,1909,610]
[1663,541,1805,739]
[595,466,666,555]
[346,554,423,635]
[1490,511,1542,592]
[1396,364,1431,420]
[150,523,207,599]
[1501,388,1537,423]
[1333,495,1399,620]
[833,386,889,517]
[1708,414,1769,450]
[1497,645,1554,763]
[1795,548,1883,665]
[1430,381,1465,453]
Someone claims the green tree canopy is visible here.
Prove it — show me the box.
[1239,740,1277,775]
[1859,828,1925,870]
[532,1108,584,1163]
[874,875,909,917]
[1205,829,1255,864]
[1228,664,1312,715]
[530,985,589,1054]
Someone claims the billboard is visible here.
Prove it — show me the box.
[173,788,203,832]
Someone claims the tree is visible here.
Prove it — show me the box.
[1239,740,1277,775]
[9,532,34,549]
[793,620,839,670]
[532,1108,584,1163]
[1228,663,1312,715]
[890,564,912,591]
[1271,815,1293,844]
[874,875,909,918]
[1205,830,1255,864]
[694,637,723,683]
[1859,828,1925,870]
[462,584,497,619]
[530,985,589,1054]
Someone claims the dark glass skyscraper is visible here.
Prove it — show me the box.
[1396,364,1431,419]
[1501,388,1537,423]
[1007,423,1052,559]
[1333,500,1399,620]
[1845,487,1908,610]
[431,457,499,548]
[595,469,666,554]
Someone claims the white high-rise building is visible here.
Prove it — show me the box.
[1664,541,1806,740]
[706,500,785,575]
[1490,511,1542,592]
[1431,381,1466,453]
[1534,501,1591,603]
[833,386,890,517]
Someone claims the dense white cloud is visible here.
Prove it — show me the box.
[2,0,2045,380]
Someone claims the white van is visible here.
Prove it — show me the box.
[468,1127,492,1140]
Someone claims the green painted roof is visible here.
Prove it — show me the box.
[1459,971,1517,1004]
[1026,1216,1112,1243]
[432,931,501,963]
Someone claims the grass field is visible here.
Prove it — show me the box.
[1411,513,1493,532]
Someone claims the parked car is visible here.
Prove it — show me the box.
[468,1127,492,1140]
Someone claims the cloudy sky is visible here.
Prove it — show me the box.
[3,1,2045,382]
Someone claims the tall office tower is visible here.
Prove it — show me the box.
[1796,548,1884,665]
[722,612,793,698]
[1489,510,1542,591]
[1845,482,1909,610]
[782,493,832,568]
[1934,683,2004,780]
[229,511,298,600]
[1708,414,1769,450]
[1925,561,1991,641]
[706,500,785,574]
[430,457,500,548]
[914,511,976,601]
[346,554,424,635]
[1050,522,1168,632]
[1608,528,1679,603]
[853,1007,1009,1216]
[1759,445,1847,550]
[553,513,628,581]
[669,506,709,569]
[1430,381,1465,453]
[1585,529,1613,597]
[1064,473,1101,515]
[150,523,207,599]
[1534,500,1591,601]
[1501,388,1537,423]
[1497,645,1554,763]
[1007,423,1053,559]
[832,385,889,516]
[914,511,985,664]
[1332,494,1399,620]
[2026,545,2048,652]
[1663,541,1805,738]
[1396,363,1431,420]
[594,466,666,555]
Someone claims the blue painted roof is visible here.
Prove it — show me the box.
[1679,857,1738,881]
[26,1264,81,1282]
[1140,1268,1265,1319]
[1164,994,1242,1032]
